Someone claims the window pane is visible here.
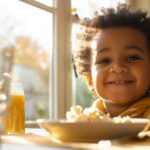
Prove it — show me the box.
[35,0,53,7]
[0,0,53,120]
[71,0,126,19]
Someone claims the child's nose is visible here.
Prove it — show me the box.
[109,62,128,74]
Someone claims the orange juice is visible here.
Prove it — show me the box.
[4,84,25,134]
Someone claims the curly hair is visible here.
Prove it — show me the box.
[73,4,150,77]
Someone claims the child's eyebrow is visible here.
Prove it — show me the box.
[125,45,144,53]
[92,47,110,54]
[92,45,144,54]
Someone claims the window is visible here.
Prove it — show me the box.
[0,0,72,120]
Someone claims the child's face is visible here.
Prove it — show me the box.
[90,27,150,106]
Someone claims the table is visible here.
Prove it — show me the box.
[0,128,150,150]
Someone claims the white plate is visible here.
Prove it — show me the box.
[38,119,149,142]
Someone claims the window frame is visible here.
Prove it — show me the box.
[20,0,72,119]
[51,0,72,119]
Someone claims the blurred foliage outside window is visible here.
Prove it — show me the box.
[0,0,52,120]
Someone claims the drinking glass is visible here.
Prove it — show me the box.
[4,82,25,134]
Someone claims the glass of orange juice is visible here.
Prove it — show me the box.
[4,83,25,134]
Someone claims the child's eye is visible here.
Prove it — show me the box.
[96,58,110,65]
[127,55,141,62]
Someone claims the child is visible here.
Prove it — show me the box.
[73,4,150,118]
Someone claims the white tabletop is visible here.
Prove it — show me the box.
[0,128,150,150]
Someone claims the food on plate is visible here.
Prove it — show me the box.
[66,105,112,122]
[66,105,133,123]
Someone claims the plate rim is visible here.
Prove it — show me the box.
[37,118,150,124]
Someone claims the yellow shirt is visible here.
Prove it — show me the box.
[93,97,150,119]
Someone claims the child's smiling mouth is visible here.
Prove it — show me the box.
[106,80,135,86]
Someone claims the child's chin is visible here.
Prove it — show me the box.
[104,97,137,106]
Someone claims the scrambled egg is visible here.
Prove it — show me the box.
[66,105,112,122]
[66,105,131,123]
